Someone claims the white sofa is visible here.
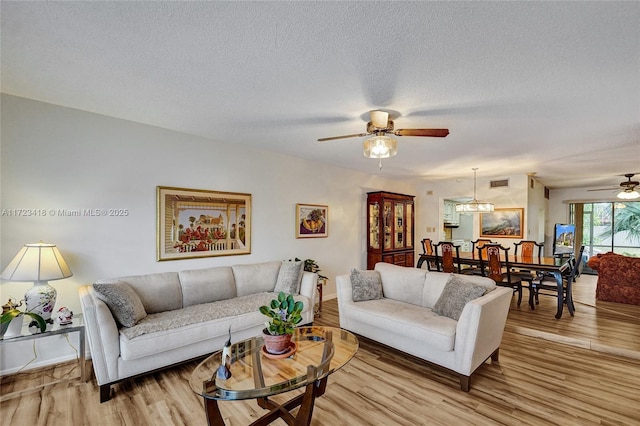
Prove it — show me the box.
[336,263,512,391]
[79,260,317,402]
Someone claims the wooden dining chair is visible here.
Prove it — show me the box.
[512,240,545,306]
[479,244,523,306]
[421,238,437,271]
[531,245,585,315]
[433,241,462,273]
[461,239,494,275]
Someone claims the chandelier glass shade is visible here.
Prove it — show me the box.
[455,168,495,213]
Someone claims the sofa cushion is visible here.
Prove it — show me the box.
[274,260,304,295]
[375,262,426,306]
[232,261,281,296]
[93,281,147,327]
[350,269,383,302]
[432,275,487,320]
[341,298,457,352]
[97,272,182,314]
[179,266,236,307]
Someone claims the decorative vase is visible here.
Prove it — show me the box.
[262,330,292,354]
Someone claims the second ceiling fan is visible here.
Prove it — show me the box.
[317,110,449,169]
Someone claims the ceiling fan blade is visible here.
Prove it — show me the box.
[317,133,369,142]
[587,188,618,192]
[394,128,450,137]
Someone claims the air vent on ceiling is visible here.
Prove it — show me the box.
[489,179,509,188]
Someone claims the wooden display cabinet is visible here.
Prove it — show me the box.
[367,191,415,269]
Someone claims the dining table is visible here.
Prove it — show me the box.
[416,252,574,319]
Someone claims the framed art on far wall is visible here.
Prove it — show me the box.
[480,208,524,239]
[296,204,328,238]
[157,186,251,261]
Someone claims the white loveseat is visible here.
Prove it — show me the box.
[79,260,316,402]
[336,263,512,391]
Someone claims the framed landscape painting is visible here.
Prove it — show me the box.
[296,204,328,238]
[480,208,524,239]
[157,186,251,261]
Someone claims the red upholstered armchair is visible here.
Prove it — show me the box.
[587,252,640,305]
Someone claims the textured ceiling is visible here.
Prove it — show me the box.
[1,1,639,189]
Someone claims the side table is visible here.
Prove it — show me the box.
[0,314,86,401]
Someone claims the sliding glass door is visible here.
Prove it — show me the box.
[572,201,640,272]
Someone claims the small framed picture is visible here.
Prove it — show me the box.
[480,208,524,239]
[157,186,251,261]
[296,204,328,238]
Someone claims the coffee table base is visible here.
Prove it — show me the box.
[204,375,328,426]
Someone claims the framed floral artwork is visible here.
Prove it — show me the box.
[480,208,524,239]
[157,186,251,261]
[296,204,328,238]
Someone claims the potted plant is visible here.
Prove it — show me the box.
[259,292,304,354]
[1,298,47,338]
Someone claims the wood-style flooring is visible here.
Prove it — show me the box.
[2,274,639,425]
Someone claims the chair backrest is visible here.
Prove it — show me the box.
[479,243,512,283]
[514,240,544,258]
[471,239,493,258]
[434,241,461,273]
[421,238,434,255]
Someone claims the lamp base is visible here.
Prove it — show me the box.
[25,281,57,322]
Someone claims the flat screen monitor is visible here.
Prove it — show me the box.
[553,223,576,256]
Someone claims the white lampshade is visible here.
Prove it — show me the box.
[617,189,640,199]
[1,243,72,322]
[363,135,397,159]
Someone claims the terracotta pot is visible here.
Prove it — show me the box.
[262,330,292,354]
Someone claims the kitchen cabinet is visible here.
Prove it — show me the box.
[367,191,415,269]
[443,200,460,226]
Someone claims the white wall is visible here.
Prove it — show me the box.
[0,95,416,373]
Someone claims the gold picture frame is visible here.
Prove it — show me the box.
[157,186,251,261]
[296,204,328,238]
[480,208,524,239]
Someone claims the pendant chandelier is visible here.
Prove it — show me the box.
[455,168,494,213]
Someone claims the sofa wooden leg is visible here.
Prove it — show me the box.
[460,375,471,392]
[491,348,500,362]
[100,384,111,403]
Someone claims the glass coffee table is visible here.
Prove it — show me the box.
[190,326,358,426]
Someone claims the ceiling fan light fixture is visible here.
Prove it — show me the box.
[455,168,495,213]
[363,135,397,159]
[617,189,640,199]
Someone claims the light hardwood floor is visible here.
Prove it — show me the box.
[2,274,639,425]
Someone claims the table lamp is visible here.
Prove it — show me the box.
[1,243,73,323]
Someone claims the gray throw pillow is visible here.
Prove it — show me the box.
[274,260,304,295]
[93,281,147,327]
[350,269,383,302]
[432,275,486,320]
